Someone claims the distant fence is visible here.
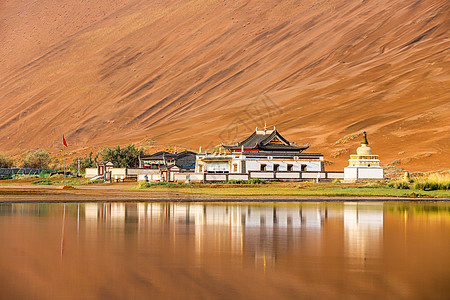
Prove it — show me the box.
[0,168,57,179]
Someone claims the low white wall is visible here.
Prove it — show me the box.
[205,174,227,181]
[174,173,187,181]
[301,172,326,179]
[128,168,159,176]
[138,174,162,182]
[190,174,204,182]
[85,168,98,178]
[344,167,384,180]
[250,172,274,179]
[111,168,127,177]
[358,167,384,179]
[275,172,300,179]
[327,172,345,179]
[344,168,357,180]
[229,174,249,181]
[174,173,204,182]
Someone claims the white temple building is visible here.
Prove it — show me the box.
[344,131,384,181]
[196,125,324,175]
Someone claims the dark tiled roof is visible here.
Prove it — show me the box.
[140,151,196,168]
[174,151,196,168]
[140,151,176,160]
[223,129,309,152]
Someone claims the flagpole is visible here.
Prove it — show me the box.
[63,135,66,186]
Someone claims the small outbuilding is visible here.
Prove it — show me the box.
[97,161,114,175]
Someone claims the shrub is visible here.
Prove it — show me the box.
[31,179,103,185]
[137,181,173,188]
[395,181,410,189]
[22,150,55,169]
[138,182,151,189]
[218,178,267,185]
[68,152,98,173]
[388,180,410,189]
[31,179,53,185]
[413,174,450,191]
[99,144,145,168]
[248,178,267,184]
[0,153,14,168]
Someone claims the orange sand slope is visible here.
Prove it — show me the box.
[0,0,449,171]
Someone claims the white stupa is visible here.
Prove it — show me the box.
[344,131,384,181]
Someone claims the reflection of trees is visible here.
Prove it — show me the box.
[385,204,450,215]
[0,203,54,217]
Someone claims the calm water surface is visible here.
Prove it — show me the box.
[0,202,449,299]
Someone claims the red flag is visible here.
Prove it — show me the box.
[63,135,68,147]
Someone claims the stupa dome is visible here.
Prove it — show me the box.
[357,144,372,155]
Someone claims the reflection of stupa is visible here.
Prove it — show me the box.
[344,132,384,181]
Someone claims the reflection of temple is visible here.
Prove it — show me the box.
[80,203,384,265]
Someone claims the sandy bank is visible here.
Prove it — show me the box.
[0,186,448,203]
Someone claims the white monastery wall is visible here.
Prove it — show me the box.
[228,174,249,181]
[205,174,227,181]
[250,172,274,179]
[85,168,98,178]
[301,172,326,179]
[275,172,300,179]
[358,168,384,179]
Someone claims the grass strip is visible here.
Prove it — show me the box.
[138,184,450,198]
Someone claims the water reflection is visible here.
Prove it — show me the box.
[3,202,447,263]
[0,202,448,299]
[344,203,383,260]
[78,203,332,265]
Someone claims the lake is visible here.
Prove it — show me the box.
[0,202,448,299]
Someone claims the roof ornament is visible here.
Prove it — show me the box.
[264,122,267,131]
[241,144,244,153]
[199,146,202,153]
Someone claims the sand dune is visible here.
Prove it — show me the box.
[0,0,449,171]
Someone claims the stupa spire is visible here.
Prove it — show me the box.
[361,131,369,145]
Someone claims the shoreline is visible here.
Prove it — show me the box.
[0,186,448,203]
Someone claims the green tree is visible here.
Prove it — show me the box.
[22,150,54,169]
[99,144,144,168]
[69,152,98,173]
[0,153,14,168]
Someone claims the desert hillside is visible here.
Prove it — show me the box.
[0,0,449,171]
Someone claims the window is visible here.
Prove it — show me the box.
[287,164,293,172]
[233,164,238,172]
[301,165,306,171]
[273,164,279,172]
[260,164,266,171]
